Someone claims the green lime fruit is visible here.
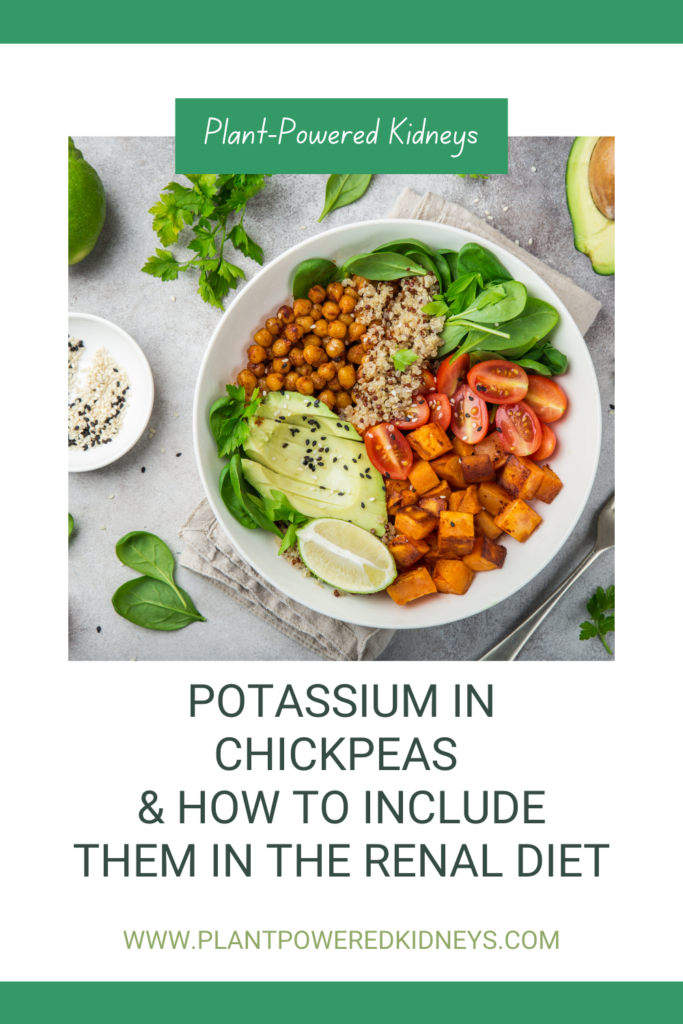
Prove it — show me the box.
[68,137,106,265]
[297,518,397,594]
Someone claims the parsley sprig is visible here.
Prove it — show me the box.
[392,349,419,373]
[579,585,615,654]
[142,173,270,310]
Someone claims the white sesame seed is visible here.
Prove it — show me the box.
[473,198,480,203]
[514,240,519,245]
[531,166,537,172]
[100,525,106,530]
[528,238,533,245]
[161,447,166,453]
[170,296,176,302]
[108,495,114,499]
[503,206,509,211]
[487,216,493,220]
[150,428,156,434]
[484,210,490,215]
[173,412,179,418]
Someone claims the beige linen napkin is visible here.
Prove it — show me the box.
[179,191,602,661]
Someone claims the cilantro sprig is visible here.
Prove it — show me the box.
[210,384,262,458]
[392,349,419,373]
[142,173,270,310]
[579,585,615,655]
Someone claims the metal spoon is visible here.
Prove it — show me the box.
[479,493,615,661]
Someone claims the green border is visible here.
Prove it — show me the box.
[1,982,681,1022]
[3,1,683,42]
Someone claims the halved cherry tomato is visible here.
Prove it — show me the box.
[414,369,437,396]
[529,422,557,461]
[393,393,430,430]
[524,375,567,423]
[467,360,528,404]
[451,383,489,444]
[495,401,542,457]
[427,392,452,430]
[436,352,470,397]
[364,423,414,480]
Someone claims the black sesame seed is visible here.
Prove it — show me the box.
[477,426,482,432]
[385,472,390,478]
[343,465,348,470]
[450,521,454,527]
[361,502,365,508]
[320,436,327,441]
[282,443,288,448]
[141,467,146,473]
[176,453,181,457]
[333,458,337,463]
[468,395,474,401]
[96,626,101,633]
[338,491,344,496]
[465,413,470,418]
[497,427,502,433]
[344,424,350,430]
[609,404,615,410]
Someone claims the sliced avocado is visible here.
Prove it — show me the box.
[242,392,387,535]
[566,136,615,276]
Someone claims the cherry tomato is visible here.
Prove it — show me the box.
[436,352,470,397]
[427,392,452,430]
[451,383,489,444]
[393,393,430,430]
[495,401,542,457]
[524,375,568,423]
[364,423,414,480]
[414,369,437,397]
[467,360,528,404]
[529,422,557,461]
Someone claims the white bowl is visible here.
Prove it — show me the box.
[193,219,601,630]
[68,313,155,473]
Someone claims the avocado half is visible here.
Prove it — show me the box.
[566,136,615,276]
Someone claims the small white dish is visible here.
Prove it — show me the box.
[68,312,154,473]
[193,218,602,631]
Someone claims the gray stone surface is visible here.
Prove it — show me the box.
[69,137,614,662]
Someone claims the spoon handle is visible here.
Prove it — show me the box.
[479,546,603,661]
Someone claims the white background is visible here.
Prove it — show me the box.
[0,42,681,982]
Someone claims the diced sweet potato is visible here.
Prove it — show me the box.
[421,480,452,501]
[430,454,466,489]
[438,510,475,557]
[387,535,428,571]
[386,479,411,497]
[474,510,503,541]
[461,454,495,484]
[432,559,475,595]
[424,533,444,571]
[535,465,564,504]
[395,506,439,541]
[448,490,464,512]
[387,566,437,605]
[478,481,512,517]
[458,484,482,514]
[452,437,475,457]
[407,422,453,461]
[386,479,413,515]
[494,499,543,542]
[419,496,448,515]
[408,459,440,495]
[463,535,508,571]
[498,454,545,500]
[474,432,508,470]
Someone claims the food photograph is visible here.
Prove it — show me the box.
[68,137,615,661]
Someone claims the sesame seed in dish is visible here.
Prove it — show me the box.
[68,335,130,452]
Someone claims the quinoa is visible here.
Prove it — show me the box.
[342,274,445,433]
[68,336,130,451]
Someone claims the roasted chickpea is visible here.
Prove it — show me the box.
[360,352,371,365]
[295,315,315,332]
[278,305,295,324]
[338,294,357,315]
[296,376,315,396]
[348,321,365,342]
[344,286,360,300]
[322,300,340,320]
[327,320,347,340]
[362,338,374,352]
[272,337,292,357]
[318,389,336,410]
[272,357,290,373]
[253,328,272,348]
[303,343,326,367]
[310,372,326,390]
[248,344,267,363]
[347,345,364,365]
[264,362,273,375]
[266,373,285,391]
[326,281,344,302]
[284,322,304,343]
[284,371,300,391]
[299,363,314,376]
[289,346,305,366]
[335,391,353,410]
[318,362,336,381]
[352,275,368,290]
[338,313,354,326]
[328,378,343,392]
[337,364,357,390]
[325,337,345,359]
[308,285,327,304]
[266,317,282,336]
[310,303,324,320]
[312,318,330,338]
[237,369,257,394]
[265,346,275,360]
[293,298,312,317]
[247,361,266,378]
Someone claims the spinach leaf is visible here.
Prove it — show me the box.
[468,350,501,366]
[516,358,552,376]
[278,521,301,556]
[210,384,261,458]
[260,489,309,554]
[436,322,470,357]
[219,464,258,528]
[229,454,283,538]
[318,174,372,222]
[370,237,438,258]
[461,296,558,357]
[112,577,206,631]
[541,345,568,375]
[292,258,337,299]
[68,513,74,537]
[445,273,483,301]
[437,248,460,283]
[340,252,428,281]
[116,531,189,610]
[454,280,527,324]
[456,243,512,284]
[404,248,441,290]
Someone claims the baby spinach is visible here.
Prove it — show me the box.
[292,258,337,299]
[116,531,189,610]
[68,513,74,537]
[319,174,372,222]
[516,358,552,376]
[229,454,283,538]
[339,251,428,281]
[219,464,258,529]
[454,280,527,325]
[437,248,460,283]
[437,322,470,357]
[112,577,206,631]
[456,243,512,284]
[210,384,261,458]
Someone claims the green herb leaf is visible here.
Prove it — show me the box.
[229,454,283,537]
[516,358,552,376]
[115,531,188,610]
[112,577,206,631]
[149,183,196,246]
[141,249,181,282]
[228,222,264,265]
[68,513,74,537]
[455,173,489,179]
[422,300,449,317]
[219,464,258,528]
[456,242,512,284]
[318,174,372,222]
[292,258,338,299]
[187,226,218,259]
[580,585,615,654]
[210,384,261,458]
[392,349,419,372]
[340,251,428,281]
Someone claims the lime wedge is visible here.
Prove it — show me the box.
[297,519,397,594]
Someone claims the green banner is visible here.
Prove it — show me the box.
[1,981,681,1022]
[175,99,508,174]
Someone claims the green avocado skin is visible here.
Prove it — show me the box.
[68,137,106,265]
[565,136,614,276]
